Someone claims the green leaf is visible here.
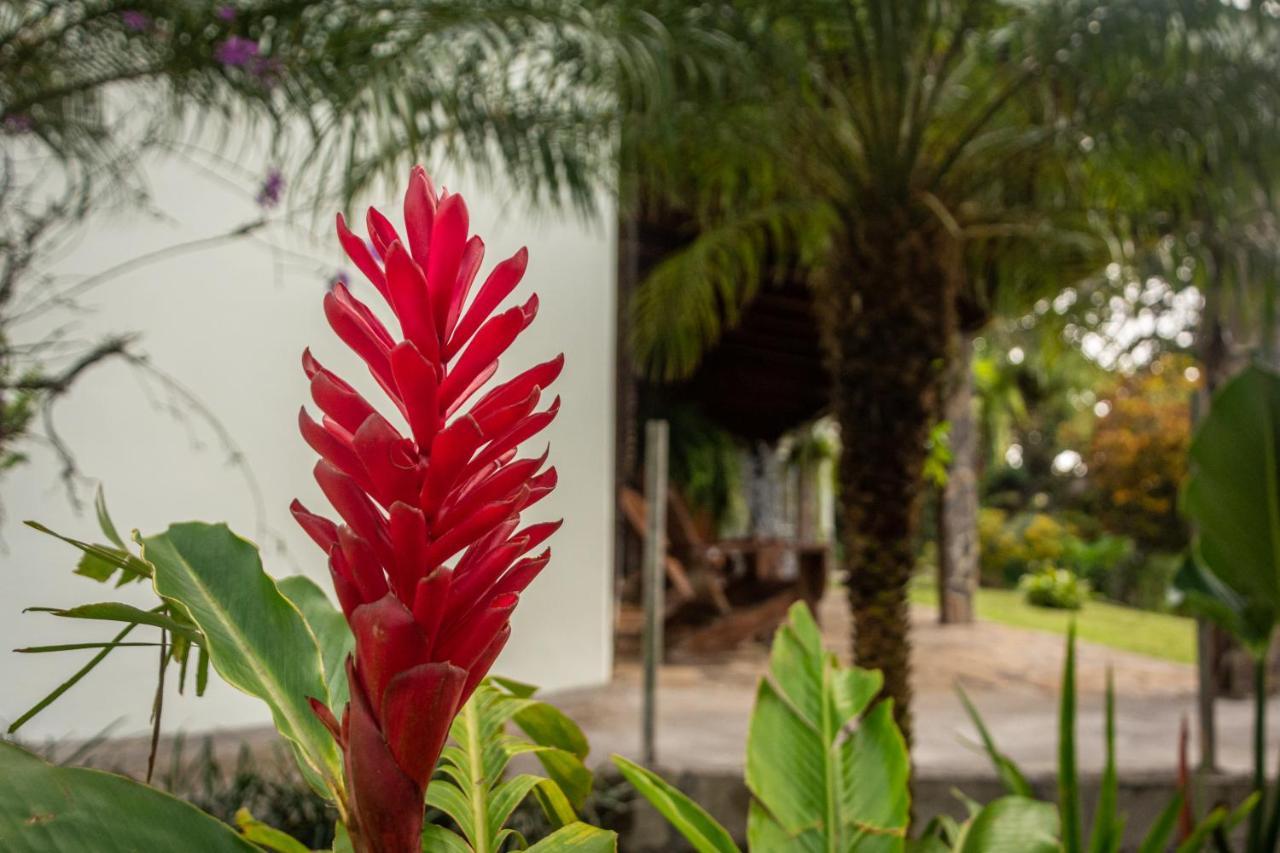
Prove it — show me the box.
[234,808,311,853]
[1136,793,1183,853]
[430,681,596,852]
[422,823,473,853]
[0,741,257,852]
[277,575,354,710]
[1182,366,1280,653]
[1087,671,1122,853]
[745,602,909,852]
[25,521,151,585]
[612,755,741,853]
[524,823,617,852]
[7,622,138,733]
[94,485,127,550]
[488,774,577,840]
[140,523,340,790]
[1059,624,1081,853]
[333,822,354,853]
[511,697,590,761]
[15,641,158,653]
[956,796,1059,853]
[25,603,199,640]
[957,685,1033,798]
[1173,792,1258,853]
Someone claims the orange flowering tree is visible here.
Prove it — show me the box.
[1083,356,1198,553]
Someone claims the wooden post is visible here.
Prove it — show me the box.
[641,419,669,767]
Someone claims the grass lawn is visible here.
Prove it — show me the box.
[909,581,1197,664]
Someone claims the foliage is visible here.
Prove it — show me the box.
[1180,365,1280,656]
[159,737,337,851]
[1019,568,1089,612]
[614,602,909,851]
[6,511,612,852]
[1083,357,1197,552]
[425,679,595,851]
[655,402,745,532]
[958,626,1256,853]
[1179,365,1280,853]
[978,510,1074,587]
[0,739,261,852]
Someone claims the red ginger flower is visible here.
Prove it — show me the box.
[292,167,562,853]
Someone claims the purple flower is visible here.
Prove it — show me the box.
[3,114,33,134]
[215,5,237,21]
[214,35,259,67]
[120,10,151,31]
[256,168,285,209]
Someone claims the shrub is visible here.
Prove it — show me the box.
[1020,566,1089,610]
[979,509,1077,587]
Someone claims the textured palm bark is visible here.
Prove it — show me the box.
[938,333,978,624]
[814,217,959,746]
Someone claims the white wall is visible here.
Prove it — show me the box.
[0,147,616,740]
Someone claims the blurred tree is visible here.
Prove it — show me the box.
[625,0,1280,741]
[1083,356,1197,553]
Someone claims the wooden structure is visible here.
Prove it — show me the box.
[614,208,833,657]
[616,483,829,658]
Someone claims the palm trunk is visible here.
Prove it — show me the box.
[815,221,959,745]
[938,332,979,624]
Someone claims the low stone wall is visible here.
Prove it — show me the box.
[616,768,1256,852]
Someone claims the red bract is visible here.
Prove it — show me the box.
[293,167,562,853]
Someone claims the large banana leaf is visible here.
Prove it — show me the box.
[745,602,909,851]
[140,523,341,791]
[1182,365,1280,654]
[0,741,257,852]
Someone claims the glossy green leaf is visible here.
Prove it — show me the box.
[1182,366,1280,653]
[612,755,741,853]
[277,575,354,710]
[0,741,257,852]
[524,823,617,852]
[745,602,909,852]
[955,796,1059,853]
[140,523,340,789]
[234,808,311,852]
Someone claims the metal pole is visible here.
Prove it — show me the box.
[641,419,668,767]
[1191,377,1217,771]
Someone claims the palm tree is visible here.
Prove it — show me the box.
[626,0,1280,742]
